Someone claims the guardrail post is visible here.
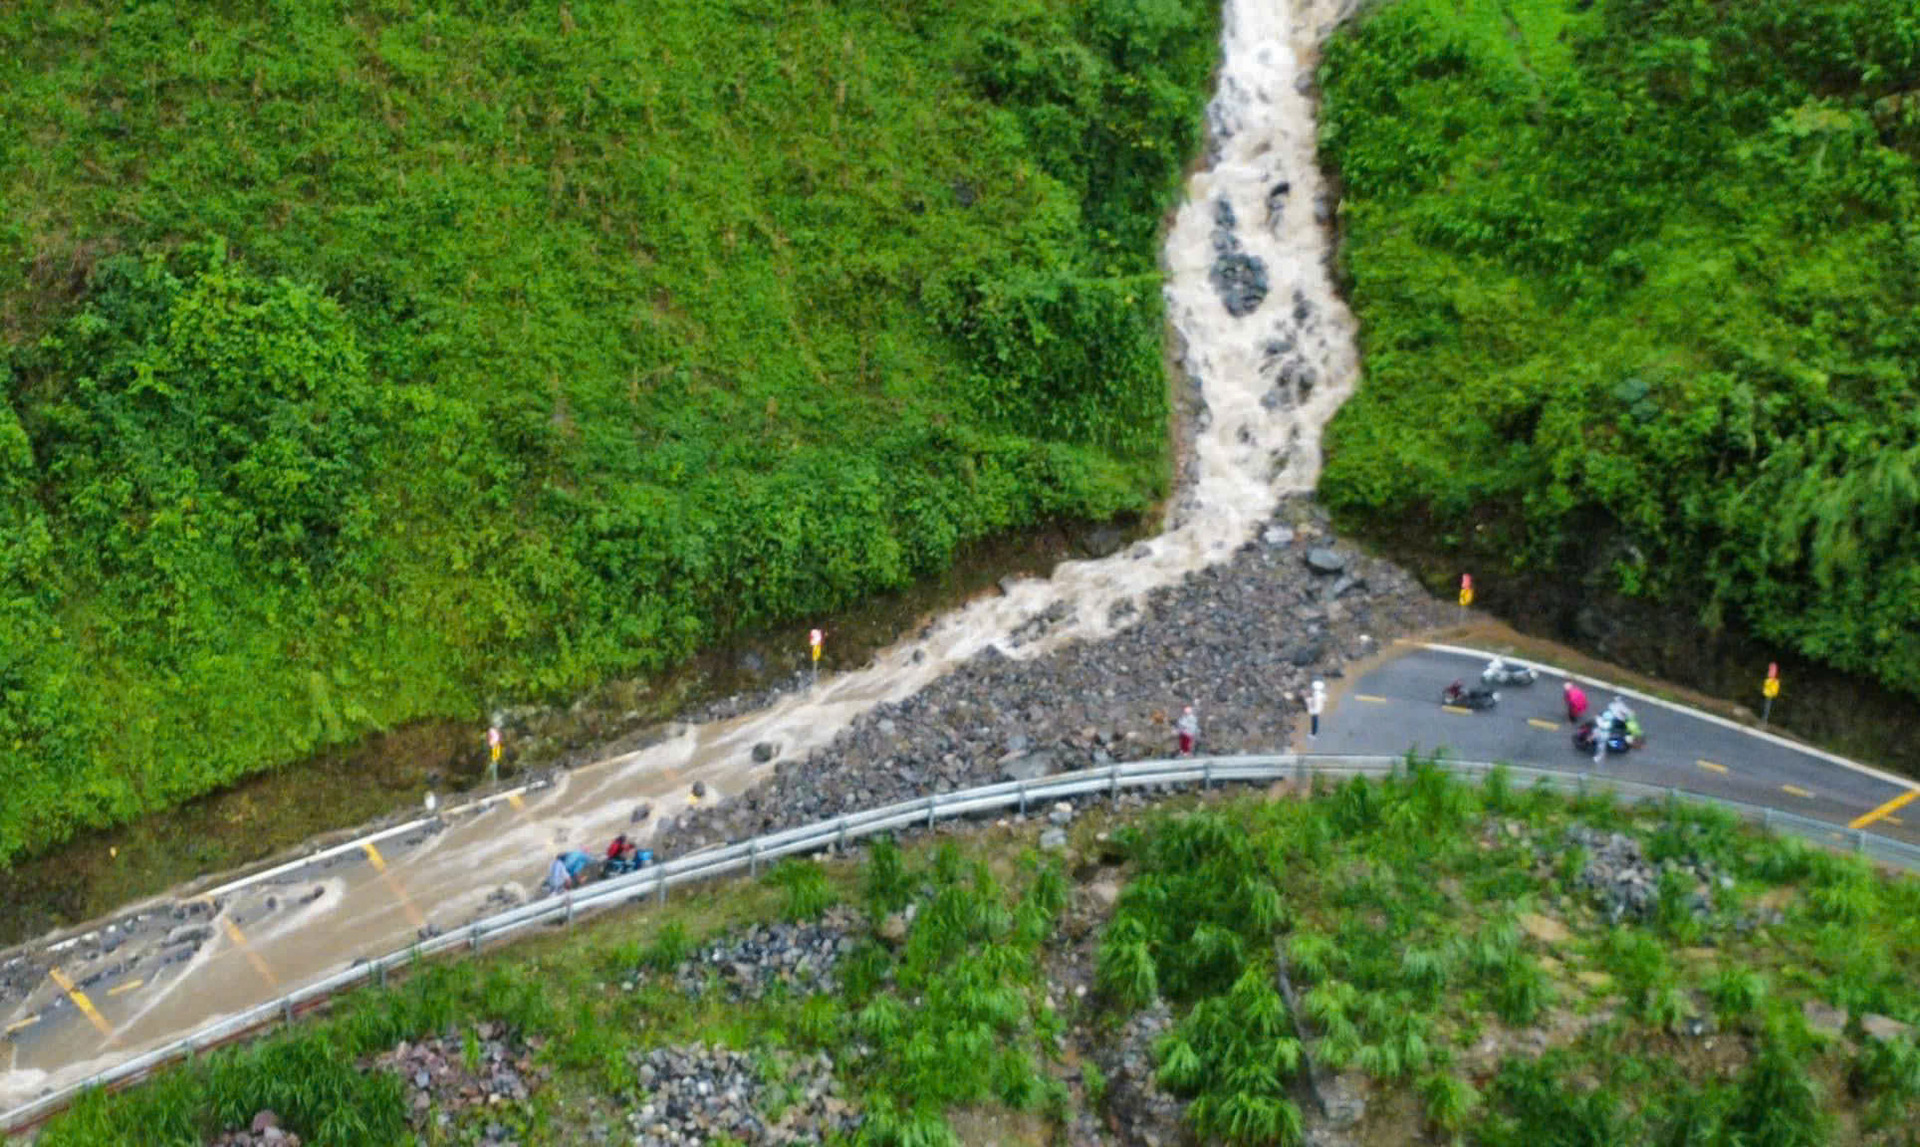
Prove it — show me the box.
[657,875,667,905]
[838,818,849,850]
[565,892,575,927]
[927,794,938,829]
[1019,783,1028,816]
[1110,764,1120,807]
[470,924,484,952]
[283,997,295,1026]
[1295,756,1306,788]
[1856,829,1867,854]
[1763,808,1773,830]
[375,962,387,989]
[1204,761,1213,791]
[749,841,760,877]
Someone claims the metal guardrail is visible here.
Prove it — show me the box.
[6,752,1919,1134]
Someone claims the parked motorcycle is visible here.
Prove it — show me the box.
[601,848,654,881]
[1482,657,1538,687]
[1441,680,1500,710]
[1573,719,1642,756]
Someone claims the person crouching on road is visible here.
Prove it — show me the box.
[1563,680,1588,724]
[1175,705,1199,756]
[546,849,594,895]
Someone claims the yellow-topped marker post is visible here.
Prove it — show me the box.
[487,725,502,785]
[1762,662,1780,726]
[809,629,824,687]
[1458,574,1473,625]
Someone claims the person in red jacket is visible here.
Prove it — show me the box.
[1563,681,1589,724]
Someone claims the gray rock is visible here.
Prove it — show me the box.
[1040,827,1069,852]
[999,751,1056,783]
[1304,548,1347,575]
[1263,525,1295,547]
[1082,523,1126,558]
[1863,1013,1912,1043]
[751,742,780,764]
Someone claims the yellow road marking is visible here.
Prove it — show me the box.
[1782,784,1815,800]
[1441,705,1474,715]
[1527,718,1558,731]
[106,979,144,998]
[4,1016,39,1035]
[507,792,525,811]
[220,918,278,989]
[1696,759,1728,775]
[46,969,111,1036]
[362,843,427,930]
[1354,694,1389,704]
[1849,787,1920,830]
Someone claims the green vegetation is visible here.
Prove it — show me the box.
[30,767,1920,1145]
[1101,765,1920,1144]
[1316,0,1920,692]
[0,0,1221,865]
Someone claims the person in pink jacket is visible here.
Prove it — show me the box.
[1563,681,1589,723]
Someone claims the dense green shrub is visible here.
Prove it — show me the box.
[0,0,1220,865]
[1318,0,1920,696]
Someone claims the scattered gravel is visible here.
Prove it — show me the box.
[626,1046,858,1146]
[665,906,862,1002]
[208,1109,301,1146]
[366,1024,549,1141]
[1563,824,1723,924]
[653,498,1446,860]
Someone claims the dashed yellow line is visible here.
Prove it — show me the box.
[506,792,525,811]
[1354,694,1389,704]
[1782,784,1816,800]
[220,918,278,988]
[4,1016,39,1036]
[106,978,144,998]
[1850,787,1920,830]
[1696,759,1729,775]
[1527,718,1558,731]
[1441,705,1474,716]
[363,843,427,930]
[46,968,111,1036]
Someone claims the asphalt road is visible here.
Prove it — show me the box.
[1316,643,1920,848]
[7,640,1919,1127]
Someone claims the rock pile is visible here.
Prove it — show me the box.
[208,1110,301,1146]
[626,1046,858,1146]
[666,907,860,1001]
[1565,825,1723,924]
[651,500,1445,859]
[1209,198,1270,317]
[366,1024,549,1138]
[1092,1001,1186,1147]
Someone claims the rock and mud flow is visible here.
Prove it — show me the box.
[0,0,1376,1113]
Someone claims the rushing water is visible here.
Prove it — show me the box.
[1,0,1364,1114]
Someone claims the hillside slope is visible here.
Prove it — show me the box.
[0,0,1218,864]
[1316,0,1920,701]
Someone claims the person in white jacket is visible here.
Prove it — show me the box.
[1175,706,1199,756]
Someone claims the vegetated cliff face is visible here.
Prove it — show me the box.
[0,0,1221,864]
[1314,0,1920,758]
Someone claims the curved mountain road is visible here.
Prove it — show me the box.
[5,639,1916,1126]
[1317,643,1920,847]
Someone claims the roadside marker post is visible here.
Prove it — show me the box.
[1762,663,1779,726]
[1458,574,1473,625]
[809,629,824,687]
[487,726,502,786]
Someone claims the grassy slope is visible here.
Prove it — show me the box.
[30,770,1920,1146]
[0,0,1219,864]
[1315,0,1920,693]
